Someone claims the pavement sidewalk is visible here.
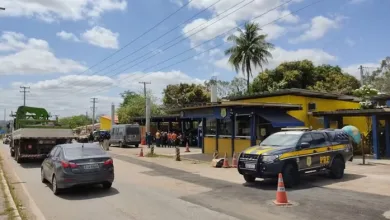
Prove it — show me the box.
[0,170,14,220]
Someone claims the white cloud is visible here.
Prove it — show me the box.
[0,31,86,75]
[56,31,80,42]
[2,71,208,118]
[81,26,119,49]
[345,38,355,47]
[0,0,127,22]
[289,15,343,43]
[170,0,184,6]
[342,63,379,79]
[117,70,205,99]
[215,47,337,73]
[183,0,301,46]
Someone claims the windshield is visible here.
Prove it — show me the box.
[260,132,301,147]
[64,147,106,159]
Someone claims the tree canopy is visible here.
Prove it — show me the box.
[59,115,90,129]
[162,83,210,107]
[204,77,247,98]
[363,56,390,94]
[225,22,274,93]
[251,60,360,95]
[117,90,164,123]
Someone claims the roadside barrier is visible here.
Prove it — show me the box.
[231,152,238,168]
[184,142,190,152]
[222,152,230,168]
[273,173,290,206]
[138,148,144,157]
[175,147,181,161]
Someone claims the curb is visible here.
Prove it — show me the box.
[0,169,21,220]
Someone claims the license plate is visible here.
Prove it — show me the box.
[245,163,256,169]
[83,164,99,169]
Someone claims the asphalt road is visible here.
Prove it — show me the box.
[1,143,390,220]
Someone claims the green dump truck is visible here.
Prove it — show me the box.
[9,106,75,163]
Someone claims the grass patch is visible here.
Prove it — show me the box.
[0,156,27,220]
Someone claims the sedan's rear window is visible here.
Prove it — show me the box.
[64,147,106,158]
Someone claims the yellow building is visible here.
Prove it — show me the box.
[179,88,367,157]
[99,115,118,131]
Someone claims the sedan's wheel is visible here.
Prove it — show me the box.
[41,168,47,183]
[102,182,112,189]
[52,176,60,195]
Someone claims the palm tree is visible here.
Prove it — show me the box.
[225,22,274,93]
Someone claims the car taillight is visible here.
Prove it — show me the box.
[103,159,113,166]
[61,161,78,168]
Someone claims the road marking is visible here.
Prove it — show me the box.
[0,170,21,220]
[0,145,47,220]
[384,210,390,219]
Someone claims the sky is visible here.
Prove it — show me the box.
[0,0,388,120]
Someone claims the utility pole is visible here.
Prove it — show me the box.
[91,98,98,131]
[85,111,88,134]
[139,82,151,133]
[359,65,364,86]
[20,86,30,106]
[3,109,5,122]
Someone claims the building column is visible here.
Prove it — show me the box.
[231,114,235,155]
[181,121,185,134]
[337,117,344,129]
[201,118,206,153]
[386,119,390,158]
[157,122,160,130]
[168,122,172,132]
[372,115,380,159]
[250,113,256,146]
[323,116,330,129]
[216,119,220,152]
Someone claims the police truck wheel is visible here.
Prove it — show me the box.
[243,174,256,183]
[329,157,344,179]
[10,148,15,157]
[282,163,300,188]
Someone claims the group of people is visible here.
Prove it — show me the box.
[153,130,185,148]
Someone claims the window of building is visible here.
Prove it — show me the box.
[235,115,250,137]
[205,119,216,136]
[219,117,232,136]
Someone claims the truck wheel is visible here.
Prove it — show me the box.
[282,163,300,188]
[135,144,139,148]
[329,157,344,179]
[243,174,256,183]
[10,148,15,157]
[15,147,23,163]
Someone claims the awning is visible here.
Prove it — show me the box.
[258,111,304,128]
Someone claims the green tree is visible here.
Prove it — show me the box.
[251,60,360,95]
[363,56,390,94]
[204,77,247,98]
[117,91,164,123]
[163,83,210,107]
[225,22,274,93]
[59,115,91,129]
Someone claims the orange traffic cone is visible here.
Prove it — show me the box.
[231,152,238,168]
[138,148,144,157]
[222,153,230,168]
[184,142,190,152]
[273,173,290,206]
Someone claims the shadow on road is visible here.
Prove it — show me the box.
[19,161,42,169]
[42,183,120,200]
[242,173,366,191]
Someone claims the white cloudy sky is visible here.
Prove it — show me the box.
[0,0,387,119]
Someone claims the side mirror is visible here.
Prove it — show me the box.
[299,142,310,149]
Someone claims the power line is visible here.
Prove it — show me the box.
[59,0,299,97]
[61,0,195,80]
[66,0,225,90]
[55,0,249,94]
[19,86,30,106]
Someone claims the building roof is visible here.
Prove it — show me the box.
[101,115,118,123]
[371,94,390,101]
[227,88,361,102]
[175,101,302,111]
[313,108,390,117]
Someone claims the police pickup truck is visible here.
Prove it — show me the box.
[237,128,353,187]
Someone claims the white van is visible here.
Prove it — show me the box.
[109,124,141,148]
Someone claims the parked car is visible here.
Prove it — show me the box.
[41,143,114,195]
[109,124,140,148]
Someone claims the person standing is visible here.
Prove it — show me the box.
[146,132,153,148]
[155,130,161,147]
[167,131,172,148]
[171,131,177,148]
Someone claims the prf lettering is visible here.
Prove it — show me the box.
[320,156,330,164]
